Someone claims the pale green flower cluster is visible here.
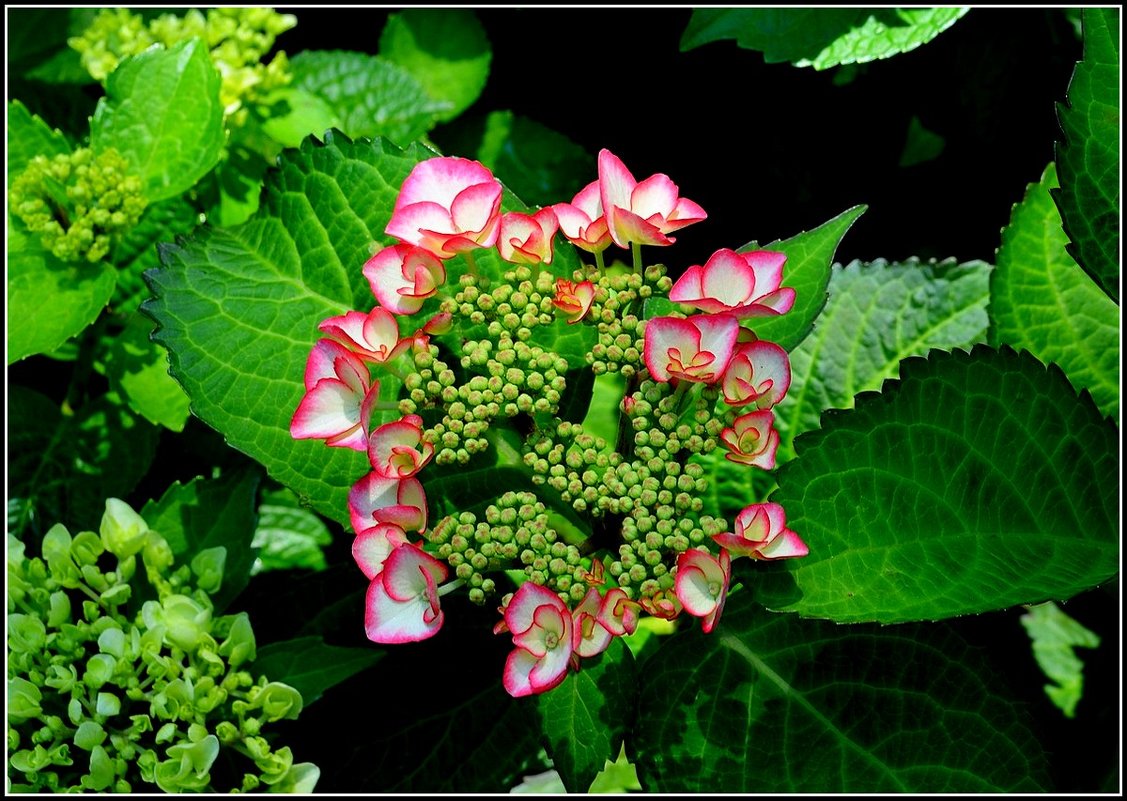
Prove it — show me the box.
[69,7,296,115]
[6,500,318,793]
[9,148,147,263]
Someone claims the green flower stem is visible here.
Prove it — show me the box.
[594,249,606,272]
[462,250,480,279]
[631,242,643,274]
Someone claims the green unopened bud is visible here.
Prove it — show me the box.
[74,721,107,751]
[255,682,304,722]
[82,744,115,791]
[8,613,46,653]
[96,692,121,717]
[217,612,256,668]
[71,531,105,567]
[143,532,175,575]
[84,653,117,690]
[190,546,227,594]
[8,677,43,722]
[143,595,211,652]
[100,499,150,558]
[156,734,219,792]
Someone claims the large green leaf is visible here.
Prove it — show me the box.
[105,311,192,432]
[7,99,70,186]
[289,50,452,146]
[8,388,159,539]
[778,257,991,462]
[632,591,1047,791]
[739,205,867,352]
[379,9,492,123]
[1053,8,1120,303]
[139,469,261,612]
[535,638,636,793]
[144,134,433,526]
[90,38,224,203]
[990,163,1119,422]
[758,345,1119,623]
[252,636,382,705]
[7,218,116,364]
[250,487,332,574]
[681,8,969,70]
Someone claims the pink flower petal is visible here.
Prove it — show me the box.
[450,182,503,245]
[505,581,566,636]
[352,523,410,579]
[631,173,679,220]
[348,474,428,533]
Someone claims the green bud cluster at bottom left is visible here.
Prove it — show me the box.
[6,499,319,794]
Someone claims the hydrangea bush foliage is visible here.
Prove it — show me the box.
[7,6,1120,795]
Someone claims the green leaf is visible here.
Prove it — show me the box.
[257,87,338,149]
[990,163,1119,422]
[250,488,332,573]
[8,388,159,538]
[1053,8,1120,303]
[144,134,430,526]
[535,638,635,793]
[7,100,71,186]
[473,111,595,207]
[739,205,867,352]
[7,219,116,364]
[140,469,261,612]
[379,9,492,123]
[759,345,1119,623]
[204,145,269,229]
[110,197,201,315]
[777,257,991,463]
[252,636,382,705]
[290,50,452,146]
[681,8,969,70]
[104,312,191,432]
[1020,601,1101,718]
[90,38,225,203]
[632,591,1047,791]
[7,9,73,74]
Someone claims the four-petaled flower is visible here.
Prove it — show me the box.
[318,307,405,364]
[384,156,503,258]
[552,278,596,325]
[290,339,380,451]
[669,248,795,318]
[498,208,559,265]
[364,543,449,643]
[643,313,739,383]
[674,548,731,633]
[367,414,434,479]
[713,503,808,560]
[363,244,447,316]
[503,582,574,697]
[719,409,780,469]
[598,148,706,248]
[721,339,792,409]
[552,180,612,254]
[348,473,428,534]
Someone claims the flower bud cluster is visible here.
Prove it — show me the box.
[9,148,147,263]
[68,7,296,114]
[6,499,318,793]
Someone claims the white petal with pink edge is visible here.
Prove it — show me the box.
[352,523,410,579]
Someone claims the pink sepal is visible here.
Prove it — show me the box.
[642,313,739,384]
[572,587,613,658]
[290,340,379,451]
[363,244,447,315]
[318,307,402,364]
[714,503,809,560]
[553,180,612,254]
[502,582,574,698]
[364,543,448,644]
[597,588,640,637]
[719,409,780,469]
[348,473,428,533]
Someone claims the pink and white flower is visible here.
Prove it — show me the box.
[598,148,706,249]
[721,339,792,409]
[384,156,503,258]
[318,307,405,364]
[713,503,808,560]
[572,587,613,659]
[364,543,449,643]
[497,208,559,265]
[348,473,428,534]
[669,249,795,318]
[367,414,434,479]
[363,244,447,316]
[674,548,731,634]
[552,278,596,325]
[643,313,740,384]
[352,523,411,579]
[503,582,574,697]
[552,180,612,254]
[719,409,780,469]
[290,339,380,451]
[597,588,641,637]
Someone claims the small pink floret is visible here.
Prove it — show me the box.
[318,307,403,364]
[714,503,809,560]
[669,248,795,318]
[674,549,731,633]
[364,543,449,643]
[367,415,434,479]
[498,208,559,265]
[290,339,380,451]
[719,409,780,469]
[363,244,447,316]
[552,180,612,254]
[348,473,428,534]
[352,523,410,579]
[721,339,792,409]
[502,582,574,697]
[552,278,596,325]
[643,314,739,384]
[598,149,706,249]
